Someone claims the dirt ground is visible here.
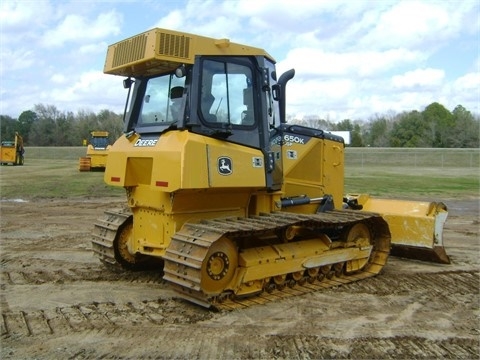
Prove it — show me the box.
[0,196,478,359]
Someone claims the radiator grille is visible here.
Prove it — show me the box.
[112,34,148,68]
[158,32,191,58]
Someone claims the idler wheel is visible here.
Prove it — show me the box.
[343,222,373,273]
[201,237,238,295]
[114,220,137,268]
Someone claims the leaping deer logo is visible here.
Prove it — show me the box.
[218,157,232,175]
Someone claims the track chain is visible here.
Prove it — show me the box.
[163,210,391,309]
[91,207,132,267]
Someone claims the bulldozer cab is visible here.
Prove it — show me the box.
[121,53,283,190]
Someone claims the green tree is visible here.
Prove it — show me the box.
[364,116,392,147]
[74,109,101,145]
[389,111,430,147]
[97,109,123,142]
[29,118,55,145]
[54,112,75,146]
[291,116,336,131]
[29,104,66,145]
[0,115,17,141]
[422,102,454,147]
[17,110,38,144]
[350,123,364,147]
[451,105,480,148]
[335,119,364,147]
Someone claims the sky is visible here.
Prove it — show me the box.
[1,0,479,123]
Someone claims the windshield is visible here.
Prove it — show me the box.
[138,74,186,126]
[90,137,109,149]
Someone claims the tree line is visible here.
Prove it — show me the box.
[0,104,124,147]
[1,102,478,148]
[289,102,479,148]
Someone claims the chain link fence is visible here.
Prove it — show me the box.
[345,148,479,168]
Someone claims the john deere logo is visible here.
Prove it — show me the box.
[218,157,232,175]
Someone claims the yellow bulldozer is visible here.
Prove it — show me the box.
[79,131,111,171]
[0,132,24,166]
[92,28,449,309]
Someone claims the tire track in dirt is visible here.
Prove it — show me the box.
[1,268,164,285]
[4,329,476,359]
[1,298,213,339]
[2,270,477,339]
[330,270,478,297]
[265,335,478,359]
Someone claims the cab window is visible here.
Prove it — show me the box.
[200,59,255,126]
[138,74,185,126]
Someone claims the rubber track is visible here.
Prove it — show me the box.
[162,210,391,310]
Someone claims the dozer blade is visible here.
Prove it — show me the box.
[351,195,449,264]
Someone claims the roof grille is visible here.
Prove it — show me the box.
[112,34,147,68]
[158,32,190,58]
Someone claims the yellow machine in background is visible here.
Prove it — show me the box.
[79,131,111,171]
[92,28,448,309]
[0,132,24,166]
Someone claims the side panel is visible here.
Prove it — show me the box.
[206,142,266,188]
[105,130,266,191]
[280,131,345,210]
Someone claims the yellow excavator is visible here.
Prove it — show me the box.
[92,28,449,309]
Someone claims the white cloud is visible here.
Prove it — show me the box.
[360,1,453,50]
[0,0,52,31]
[0,48,35,75]
[41,11,122,47]
[454,72,480,90]
[154,10,184,30]
[451,72,480,110]
[78,42,107,55]
[50,74,67,84]
[45,71,126,114]
[279,48,425,78]
[392,68,445,89]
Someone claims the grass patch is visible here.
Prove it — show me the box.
[1,147,123,199]
[0,159,124,199]
[345,167,479,198]
[345,147,479,168]
[25,146,86,161]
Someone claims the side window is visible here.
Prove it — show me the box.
[139,74,185,126]
[201,59,255,126]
